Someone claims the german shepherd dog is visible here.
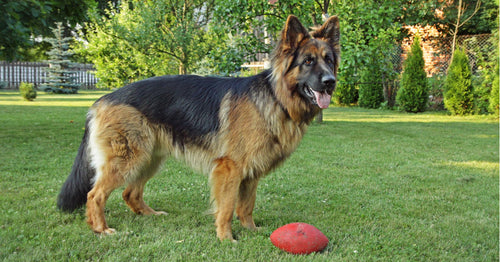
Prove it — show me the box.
[57,15,340,242]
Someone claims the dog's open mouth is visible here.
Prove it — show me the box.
[304,86,331,109]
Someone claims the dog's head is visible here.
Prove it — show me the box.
[272,15,340,117]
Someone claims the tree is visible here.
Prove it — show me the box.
[0,0,95,61]
[332,1,401,108]
[213,0,325,61]
[358,54,385,109]
[457,0,497,34]
[444,48,474,115]
[77,0,216,88]
[40,22,80,94]
[397,35,429,112]
[134,0,216,75]
[449,0,482,62]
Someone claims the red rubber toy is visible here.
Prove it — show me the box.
[270,222,329,254]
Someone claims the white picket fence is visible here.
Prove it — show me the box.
[0,61,98,89]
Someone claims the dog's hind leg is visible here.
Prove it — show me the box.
[236,177,260,230]
[86,165,124,235]
[211,157,242,242]
[122,181,167,215]
[86,103,163,234]
[122,155,167,215]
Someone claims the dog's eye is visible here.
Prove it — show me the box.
[325,56,334,65]
[304,57,315,66]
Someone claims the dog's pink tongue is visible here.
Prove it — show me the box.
[313,91,331,109]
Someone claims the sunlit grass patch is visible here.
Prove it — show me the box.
[324,107,499,123]
[0,90,108,107]
[442,160,499,174]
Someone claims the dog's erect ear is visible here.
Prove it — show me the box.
[312,16,340,54]
[280,15,310,53]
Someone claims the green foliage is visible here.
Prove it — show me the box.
[333,1,401,108]
[77,0,217,88]
[358,55,385,109]
[410,0,498,36]
[486,27,499,115]
[489,64,499,116]
[428,74,446,111]
[213,0,319,50]
[334,83,358,105]
[397,36,428,113]
[19,82,37,101]
[193,32,248,76]
[474,74,492,114]
[483,28,500,116]
[0,0,96,61]
[444,48,474,115]
[40,22,80,94]
[452,0,498,35]
[461,33,498,115]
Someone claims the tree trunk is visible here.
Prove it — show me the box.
[179,63,186,75]
[449,0,481,72]
[450,0,462,66]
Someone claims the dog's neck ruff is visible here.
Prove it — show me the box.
[265,71,291,120]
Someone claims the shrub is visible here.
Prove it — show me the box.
[444,48,474,115]
[19,82,37,101]
[334,83,358,106]
[428,74,445,111]
[473,74,490,115]
[358,83,384,109]
[489,62,499,116]
[358,55,384,109]
[396,36,428,113]
[487,28,499,116]
[466,29,499,115]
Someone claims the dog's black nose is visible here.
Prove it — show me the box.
[322,74,336,86]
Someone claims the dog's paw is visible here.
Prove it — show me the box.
[99,228,116,235]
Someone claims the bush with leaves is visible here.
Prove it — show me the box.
[334,83,358,105]
[486,28,499,115]
[444,48,474,115]
[358,54,385,109]
[489,64,499,116]
[19,82,36,101]
[76,0,216,88]
[397,36,428,113]
[428,74,446,111]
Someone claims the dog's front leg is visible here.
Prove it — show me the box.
[211,157,241,242]
[236,177,259,230]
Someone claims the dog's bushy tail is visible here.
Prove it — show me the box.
[57,121,95,212]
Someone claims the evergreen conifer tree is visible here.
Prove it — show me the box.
[444,48,474,115]
[397,35,428,112]
[358,55,384,109]
[40,22,80,94]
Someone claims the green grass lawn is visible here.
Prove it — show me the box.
[0,91,498,261]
